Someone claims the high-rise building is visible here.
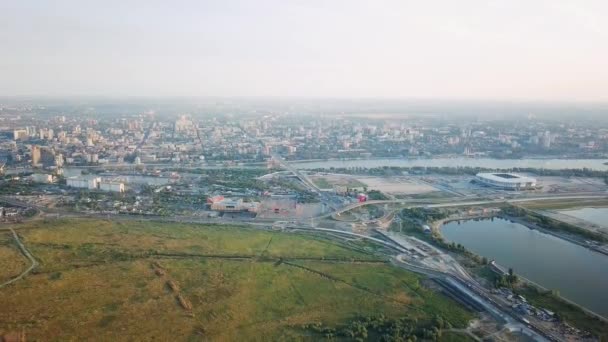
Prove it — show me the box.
[58,131,67,142]
[55,154,64,167]
[26,126,36,137]
[40,147,56,167]
[542,131,552,148]
[38,128,55,140]
[13,129,28,140]
[31,145,41,166]
[174,115,193,132]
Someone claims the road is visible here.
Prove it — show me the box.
[322,193,608,218]
[285,223,560,341]
[393,255,555,341]
[2,155,605,341]
[271,153,348,212]
[270,153,321,193]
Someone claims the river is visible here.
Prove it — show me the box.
[62,167,170,186]
[292,157,608,171]
[441,218,608,317]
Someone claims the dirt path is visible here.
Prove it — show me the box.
[0,228,38,288]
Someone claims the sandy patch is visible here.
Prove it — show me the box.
[355,176,435,194]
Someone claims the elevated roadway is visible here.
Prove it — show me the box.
[270,153,321,193]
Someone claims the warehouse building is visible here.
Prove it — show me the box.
[66,176,125,192]
[66,177,100,190]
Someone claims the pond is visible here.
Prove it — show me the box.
[441,217,608,317]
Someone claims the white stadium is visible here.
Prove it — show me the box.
[475,172,537,190]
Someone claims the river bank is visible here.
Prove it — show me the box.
[292,157,608,171]
[436,217,608,320]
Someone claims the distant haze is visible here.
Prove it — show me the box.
[1,0,607,101]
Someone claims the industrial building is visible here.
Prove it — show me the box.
[209,197,259,213]
[66,177,100,190]
[475,172,537,190]
[66,176,125,192]
[98,181,125,193]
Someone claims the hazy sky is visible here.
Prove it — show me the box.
[1,0,607,101]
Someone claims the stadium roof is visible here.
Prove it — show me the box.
[476,172,536,184]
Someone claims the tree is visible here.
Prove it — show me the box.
[507,268,518,285]
[433,315,445,329]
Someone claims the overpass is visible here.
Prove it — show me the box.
[270,153,321,193]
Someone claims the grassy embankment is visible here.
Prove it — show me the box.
[0,219,473,341]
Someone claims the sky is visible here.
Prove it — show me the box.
[1,0,607,101]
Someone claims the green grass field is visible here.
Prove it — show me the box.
[0,231,28,283]
[0,218,473,341]
[312,177,333,189]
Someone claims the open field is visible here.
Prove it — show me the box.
[310,174,367,189]
[355,176,436,195]
[536,176,608,194]
[0,231,28,283]
[0,219,473,341]
[311,177,333,189]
